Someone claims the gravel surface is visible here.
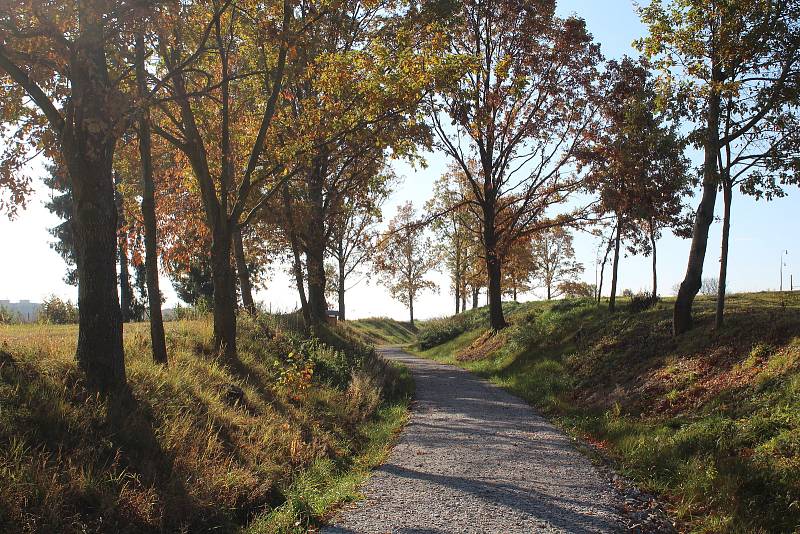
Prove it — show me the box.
[324,347,627,534]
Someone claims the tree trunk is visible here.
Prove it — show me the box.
[454,244,461,314]
[338,254,346,321]
[305,168,327,324]
[135,33,168,364]
[461,285,467,312]
[211,225,237,359]
[597,230,615,304]
[547,283,552,301]
[409,292,414,327]
[674,88,721,336]
[282,185,310,324]
[513,286,518,302]
[118,231,132,323]
[233,225,256,314]
[63,17,125,392]
[715,183,732,329]
[472,287,479,309]
[650,221,658,299]
[483,200,506,330]
[609,215,623,312]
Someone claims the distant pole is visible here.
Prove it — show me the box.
[780,250,789,291]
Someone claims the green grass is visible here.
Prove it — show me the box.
[343,318,417,346]
[0,314,411,532]
[413,292,800,534]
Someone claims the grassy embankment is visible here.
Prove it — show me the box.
[341,318,416,347]
[0,314,412,533]
[413,292,800,533]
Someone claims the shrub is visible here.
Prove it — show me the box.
[628,292,659,313]
[0,306,20,324]
[38,295,78,324]
[417,315,470,349]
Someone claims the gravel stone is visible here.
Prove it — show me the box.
[323,348,627,533]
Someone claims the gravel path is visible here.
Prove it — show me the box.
[324,347,625,534]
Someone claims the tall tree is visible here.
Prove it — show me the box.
[133,30,168,363]
[374,202,438,326]
[270,0,446,326]
[0,0,144,390]
[326,170,392,321]
[431,0,602,330]
[426,167,483,314]
[531,227,583,301]
[152,0,292,357]
[639,0,800,333]
[583,56,690,311]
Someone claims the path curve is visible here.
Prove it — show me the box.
[324,347,624,534]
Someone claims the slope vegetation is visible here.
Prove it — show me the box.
[344,318,417,346]
[0,315,411,533]
[415,293,800,533]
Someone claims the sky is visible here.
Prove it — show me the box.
[0,0,798,321]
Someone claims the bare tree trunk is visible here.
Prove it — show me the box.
[282,185,310,324]
[233,225,256,314]
[483,200,506,329]
[472,287,479,309]
[597,231,614,304]
[547,283,552,301]
[305,168,328,324]
[118,233,132,323]
[135,33,167,364]
[211,224,237,359]
[338,252,346,321]
[650,221,658,299]
[716,182,732,329]
[65,18,125,391]
[674,87,721,336]
[409,291,414,327]
[609,215,623,312]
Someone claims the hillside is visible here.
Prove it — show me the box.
[414,292,800,533]
[0,315,411,533]
[343,318,417,347]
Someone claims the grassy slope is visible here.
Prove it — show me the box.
[0,315,411,533]
[342,318,417,346]
[414,293,800,534]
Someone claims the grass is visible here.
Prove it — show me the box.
[413,292,800,534]
[342,318,417,346]
[0,314,412,533]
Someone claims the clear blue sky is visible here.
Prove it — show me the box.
[0,0,797,320]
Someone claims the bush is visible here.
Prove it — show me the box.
[38,295,78,324]
[417,315,472,349]
[0,306,20,324]
[628,292,659,313]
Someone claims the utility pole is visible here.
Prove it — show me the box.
[780,250,789,291]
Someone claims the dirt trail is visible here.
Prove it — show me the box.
[324,347,624,533]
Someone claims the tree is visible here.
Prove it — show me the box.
[270,0,446,326]
[326,171,392,321]
[133,29,168,363]
[583,57,690,311]
[531,227,583,300]
[639,0,800,333]
[502,237,536,302]
[0,0,143,390]
[43,163,78,286]
[151,0,292,357]
[374,202,438,326]
[430,0,602,330]
[426,167,483,314]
